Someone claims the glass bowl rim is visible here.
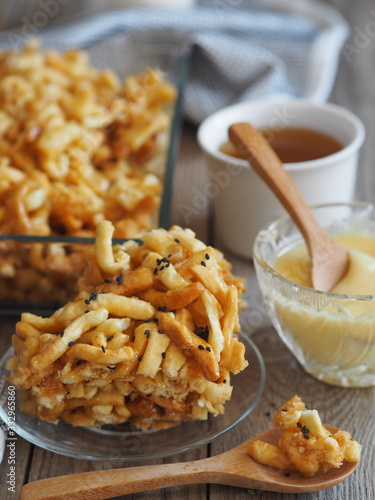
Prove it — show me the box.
[253,201,375,301]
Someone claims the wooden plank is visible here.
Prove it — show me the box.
[0,437,32,500]
[27,445,208,500]
[170,123,211,243]
[326,0,375,204]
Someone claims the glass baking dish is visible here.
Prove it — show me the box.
[0,28,189,316]
[0,235,135,315]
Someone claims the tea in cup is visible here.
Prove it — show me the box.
[197,99,365,259]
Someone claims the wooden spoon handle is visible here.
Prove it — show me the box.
[19,462,195,500]
[228,122,322,249]
[19,456,245,500]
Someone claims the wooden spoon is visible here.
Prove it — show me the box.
[19,426,358,500]
[228,122,349,292]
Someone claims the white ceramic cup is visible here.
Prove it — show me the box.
[197,99,365,259]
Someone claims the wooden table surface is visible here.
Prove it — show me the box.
[1,1,374,499]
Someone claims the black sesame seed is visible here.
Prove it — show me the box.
[153,318,159,324]
[297,422,302,428]
[107,366,116,370]
[138,355,143,362]
[84,299,90,305]
[107,336,114,341]
[85,310,90,313]
[59,331,65,337]
[205,253,210,260]
[146,393,152,397]
[162,352,166,359]
[198,345,205,350]
[101,346,106,353]
[206,346,211,352]
[194,325,209,342]
[168,254,172,258]
[90,292,98,301]
[284,472,291,477]
[223,379,227,383]
[159,265,165,271]
[68,341,75,347]
[157,306,167,312]
[76,360,84,366]
[303,434,310,439]
[302,428,310,434]
[158,329,164,334]
[104,278,113,283]
[144,330,151,338]
[200,261,206,267]
[116,274,123,285]
[66,391,70,395]
[281,409,287,412]
[153,268,158,275]
[174,238,180,243]
[156,258,161,265]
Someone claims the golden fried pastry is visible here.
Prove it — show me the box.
[7,221,248,430]
[247,395,361,477]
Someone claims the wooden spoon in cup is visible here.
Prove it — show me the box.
[19,426,358,499]
[228,122,349,292]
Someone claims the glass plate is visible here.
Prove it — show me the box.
[0,333,265,461]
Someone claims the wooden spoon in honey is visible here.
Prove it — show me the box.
[228,122,349,292]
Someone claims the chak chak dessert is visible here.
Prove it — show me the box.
[8,221,248,430]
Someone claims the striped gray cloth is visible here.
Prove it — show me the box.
[0,2,349,124]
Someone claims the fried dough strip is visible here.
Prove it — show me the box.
[248,441,296,470]
[30,308,108,371]
[88,293,154,319]
[138,282,204,311]
[158,312,220,381]
[98,267,154,296]
[65,344,135,364]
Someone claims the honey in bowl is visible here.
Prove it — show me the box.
[220,126,344,163]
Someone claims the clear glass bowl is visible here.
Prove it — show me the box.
[253,202,375,388]
[0,332,265,461]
